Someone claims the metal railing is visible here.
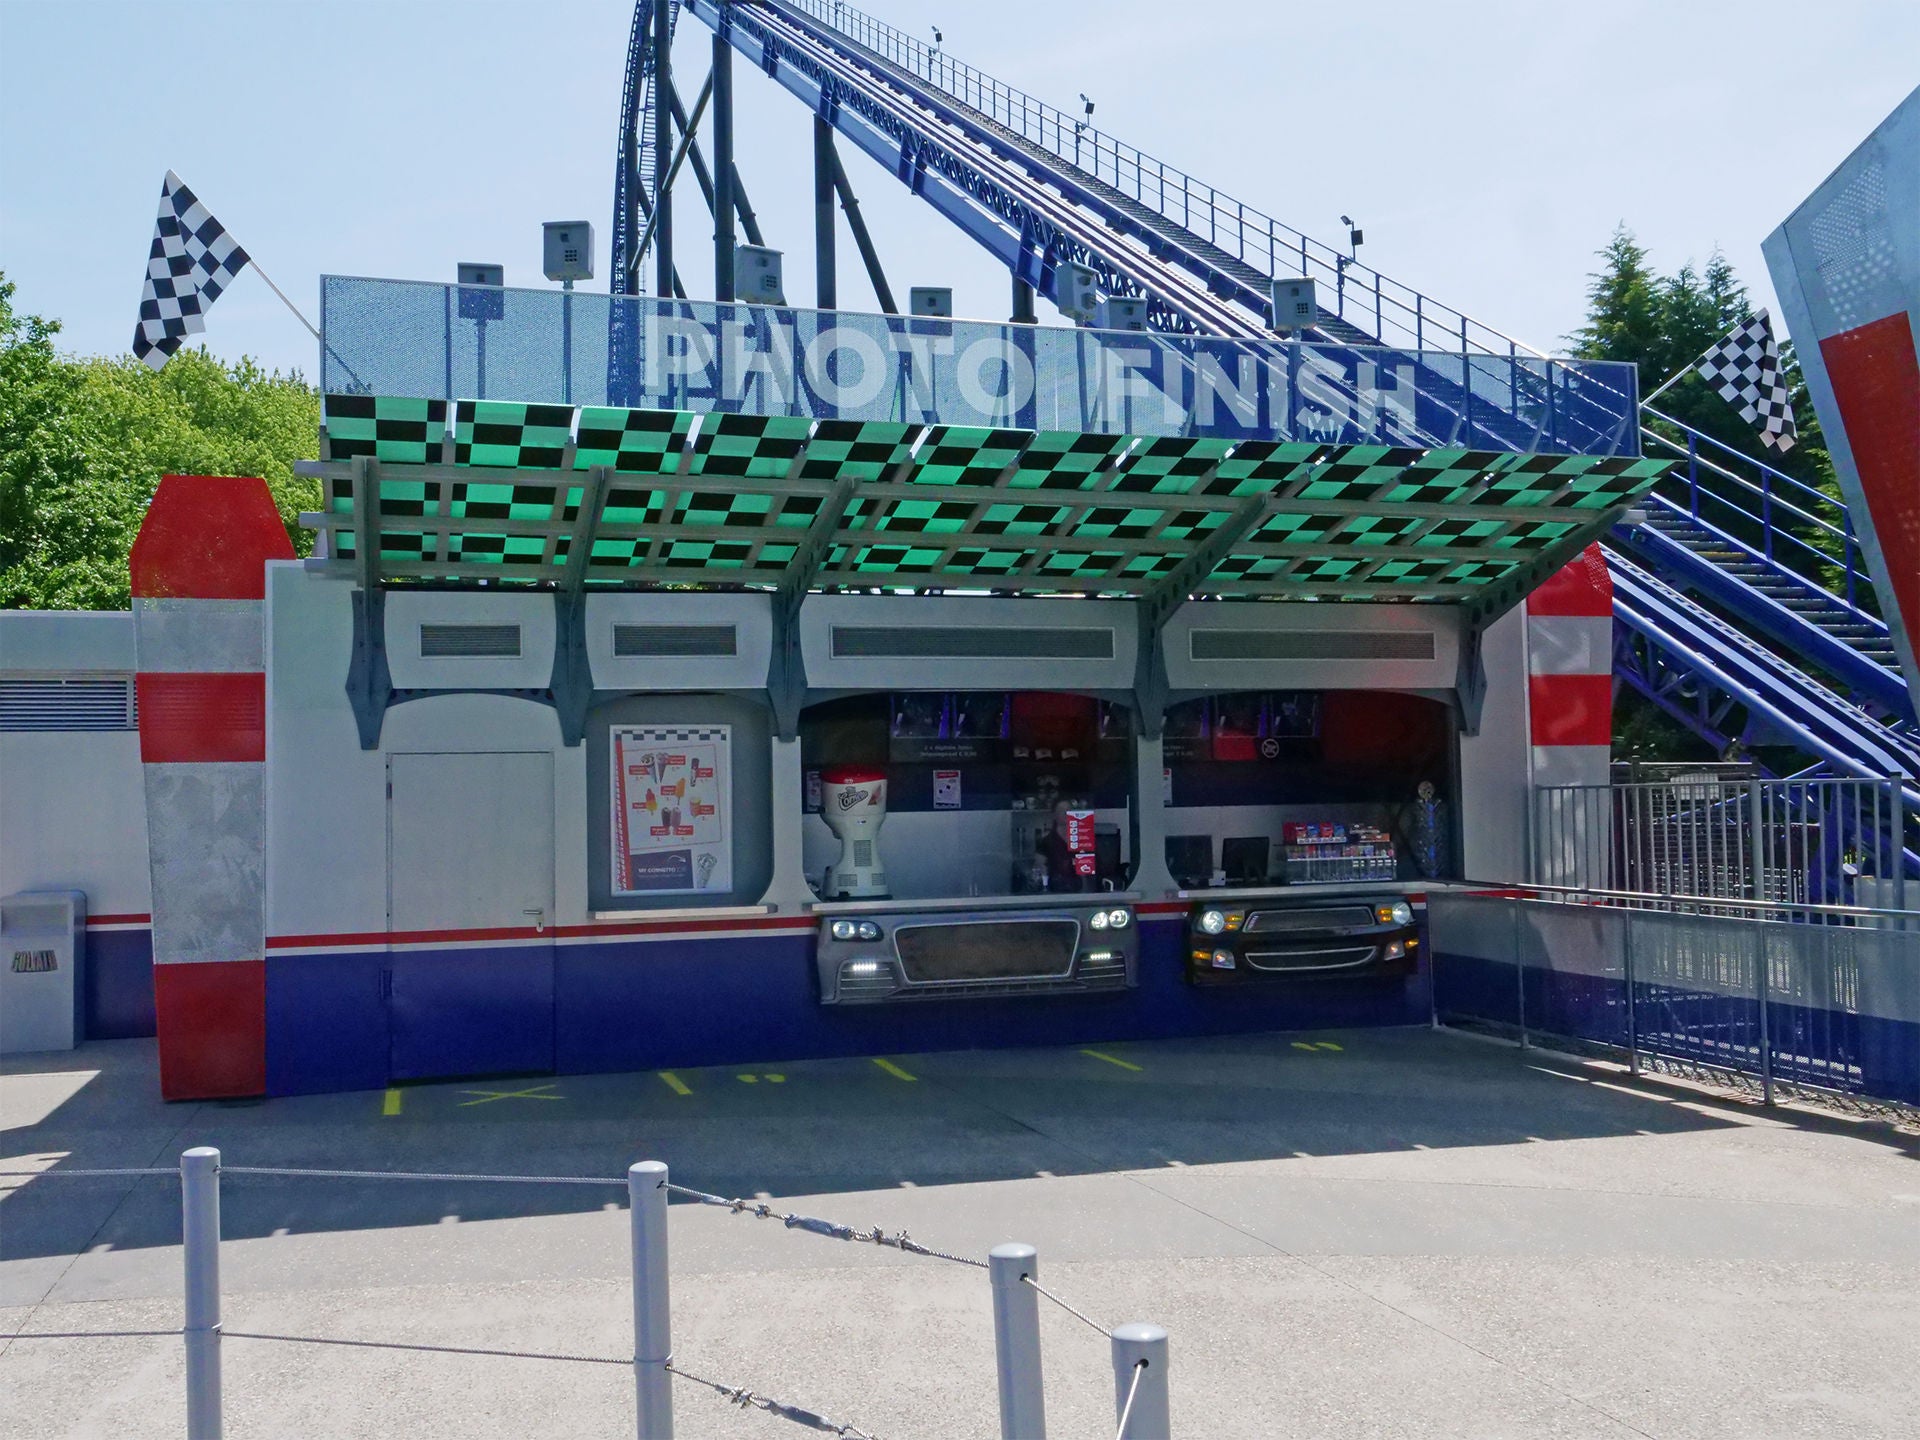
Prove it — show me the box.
[1639,407,1876,614]
[1,1152,1170,1440]
[1430,880,1920,1109]
[782,0,1543,361]
[1533,774,1919,905]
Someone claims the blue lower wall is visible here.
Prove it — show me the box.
[263,919,1429,1096]
[1433,948,1920,1106]
[85,929,155,1040]
[265,952,388,1096]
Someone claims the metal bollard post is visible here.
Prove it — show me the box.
[630,1161,674,1439]
[1623,910,1639,1077]
[1512,898,1528,1050]
[181,1146,222,1440]
[1110,1322,1169,1440]
[1754,925,1775,1106]
[988,1244,1046,1439]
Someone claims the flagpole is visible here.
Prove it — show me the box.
[246,258,369,391]
[1640,365,1691,406]
[247,258,321,343]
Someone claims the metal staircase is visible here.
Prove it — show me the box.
[659,1,1913,804]
[1610,409,1915,776]
[1608,549,1919,799]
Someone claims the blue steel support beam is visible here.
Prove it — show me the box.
[712,19,736,301]
[653,0,675,299]
[1608,551,1920,800]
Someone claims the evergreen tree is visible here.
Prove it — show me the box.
[1568,227,1846,589]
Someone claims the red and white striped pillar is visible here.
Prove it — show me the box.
[129,475,293,1100]
[1526,543,1615,788]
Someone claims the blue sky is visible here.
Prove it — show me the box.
[3,0,1915,378]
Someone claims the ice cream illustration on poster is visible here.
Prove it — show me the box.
[611,725,731,895]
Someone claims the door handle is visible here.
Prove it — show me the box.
[523,908,546,934]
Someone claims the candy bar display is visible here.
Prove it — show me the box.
[1280,821,1398,883]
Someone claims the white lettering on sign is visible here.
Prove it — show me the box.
[634,313,1448,445]
[723,318,794,408]
[1356,362,1420,442]
[1296,351,1352,439]
[1193,351,1261,430]
[804,327,889,410]
[956,338,1036,416]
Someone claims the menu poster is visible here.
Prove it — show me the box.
[612,725,731,896]
[1065,808,1097,877]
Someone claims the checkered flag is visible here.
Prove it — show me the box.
[1695,310,1798,453]
[132,171,250,370]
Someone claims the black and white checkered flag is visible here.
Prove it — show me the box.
[132,171,250,370]
[1694,310,1798,453]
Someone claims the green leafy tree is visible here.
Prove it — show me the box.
[0,272,320,610]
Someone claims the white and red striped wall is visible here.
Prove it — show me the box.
[1525,544,1614,789]
[130,475,292,1099]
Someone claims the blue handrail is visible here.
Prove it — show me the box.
[784,0,1546,362]
[1639,406,1875,619]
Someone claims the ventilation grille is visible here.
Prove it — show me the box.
[832,626,1114,660]
[1190,629,1435,662]
[0,677,137,732]
[419,623,522,658]
[613,623,738,658]
[894,920,1079,981]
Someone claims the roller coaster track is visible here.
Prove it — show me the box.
[621,1,1913,809]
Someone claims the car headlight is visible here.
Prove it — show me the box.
[1199,909,1226,935]
[1388,901,1414,927]
[830,919,858,941]
[855,920,882,942]
[1089,909,1110,930]
[1107,908,1130,929]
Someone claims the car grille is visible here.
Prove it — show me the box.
[894,920,1079,982]
[1245,944,1379,973]
[1243,906,1375,934]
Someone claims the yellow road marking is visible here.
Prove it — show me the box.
[736,1073,787,1084]
[658,1071,692,1096]
[1082,1048,1142,1072]
[1316,1041,1343,1051]
[872,1057,917,1082]
[1292,1040,1344,1053]
[382,1087,403,1117]
[1291,1041,1318,1052]
[457,1082,564,1107]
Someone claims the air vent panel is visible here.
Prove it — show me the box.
[1190,629,1435,662]
[613,623,739,658]
[419,624,522,658]
[832,626,1114,660]
[0,677,138,732]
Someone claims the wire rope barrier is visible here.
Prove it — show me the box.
[2,1151,1172,1437]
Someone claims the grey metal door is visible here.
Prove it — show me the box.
[387,751,555,1080]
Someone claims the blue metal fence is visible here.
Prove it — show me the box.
[1430,886,1920,1107]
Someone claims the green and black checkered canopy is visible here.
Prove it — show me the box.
[298,396,1671,601]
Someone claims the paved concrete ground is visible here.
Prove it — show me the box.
[2,1026,1916,1438]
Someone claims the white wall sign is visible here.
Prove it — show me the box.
[933,769,962,810]
[611,725,731,896]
